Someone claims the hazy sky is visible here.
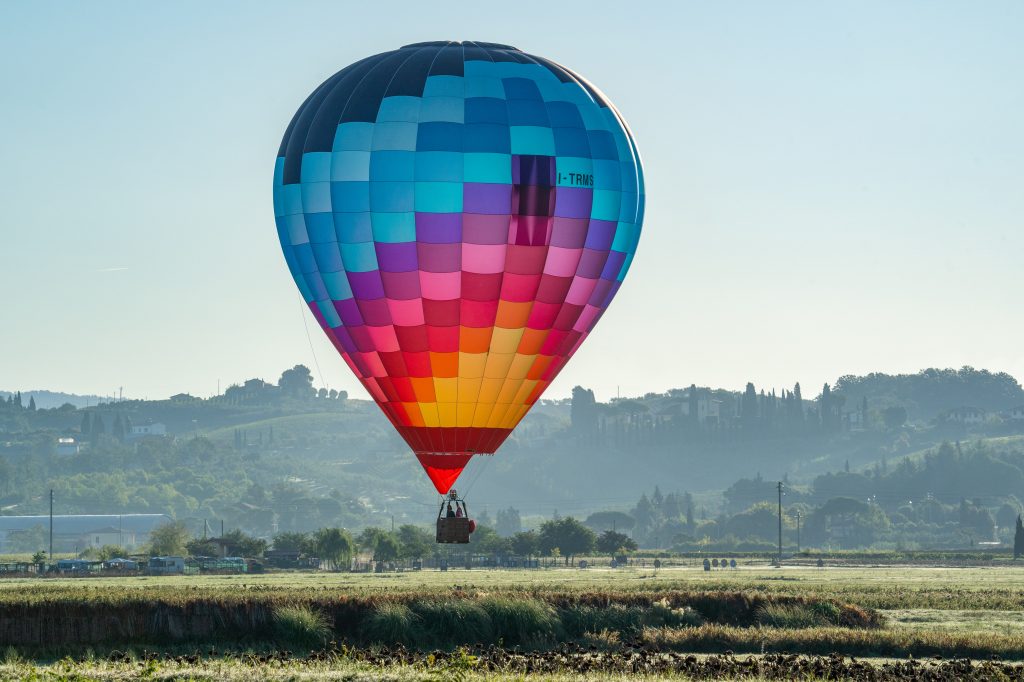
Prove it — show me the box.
[2,1,1021,402]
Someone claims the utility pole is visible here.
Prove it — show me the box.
[796,511,802,553]
[49,489,54,561]
[777,481,784,564]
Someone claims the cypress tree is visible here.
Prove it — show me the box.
[1015,515,1024,560]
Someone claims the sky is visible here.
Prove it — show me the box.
[1,1,1022,402]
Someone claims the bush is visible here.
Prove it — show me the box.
[755,603,830,629]
[362,603,421,646]
[411,599,493,646]
[560,604,644,637]
[273,605,331,648]
[479,597,562,645]
[643,599,704,628]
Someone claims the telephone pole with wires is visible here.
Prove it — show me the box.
[777,481,784,564]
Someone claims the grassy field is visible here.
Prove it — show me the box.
[3,563,1022,609]
[2,565,1024,679]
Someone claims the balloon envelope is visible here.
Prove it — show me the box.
[274,41,644,493]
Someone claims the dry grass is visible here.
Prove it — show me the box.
[644,623,1024,659]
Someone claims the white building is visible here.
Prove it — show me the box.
[1006,406,1024,421]
[679,396,721,425]
[81,526,137,549]
[55,437,80,456]
[130,421,166,438]
[942,406,987,425]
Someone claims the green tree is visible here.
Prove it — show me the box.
[279,365,315,399]
[112,414,126,442]
[28,396,36,411]
[357,527,389,555]
[471,525,509,554]
[222,529,267,557]
[1015,515,1024,560]
[396,525,433,560]
[883,406,908,430]
[272,531,313,554]
[97,545,126,560]
[495,507,522,537]
[596,530,637,557]
[313,527,355,570]
[185,537,219,557]
[570,386,598,435]
[583,511,635,532]
[538,517,596,566]
[510,530,539,558]
[90,413,105,445]
[373,534,401,562]
[148,521,190,556]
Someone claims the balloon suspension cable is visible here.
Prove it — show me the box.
[461,454,493,500]
[297,295,329,391]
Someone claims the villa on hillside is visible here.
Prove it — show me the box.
[128,421,166,439]
[940,406,987,425]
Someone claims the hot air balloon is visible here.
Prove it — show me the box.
[273,42,644,521]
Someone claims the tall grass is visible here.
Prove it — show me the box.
[756,603,832,628]
[478,596,561,645]
[410,599,493,646]
[362,603,420,646]
[273,605,331,649]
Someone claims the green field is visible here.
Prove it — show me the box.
[3,565,1024,680]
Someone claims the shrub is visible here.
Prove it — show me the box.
[755,603,829,629]
[643,599,704,628]
[560,604,643,637]
[273,605,331,648]
[479,597,561,645]
[362,603,421,646]
[411,599,493,646]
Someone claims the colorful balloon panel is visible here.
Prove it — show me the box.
[274,42,644,493]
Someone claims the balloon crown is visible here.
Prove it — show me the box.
[401,41,519,51]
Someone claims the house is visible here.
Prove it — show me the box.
[129,421,166,438]
[679,396,721,425]
[1006,406,1024,421]
[80,526,136,549]
[941,406,987,425]
[55,437,80,456]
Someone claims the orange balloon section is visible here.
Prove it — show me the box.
[274,42,644,493]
